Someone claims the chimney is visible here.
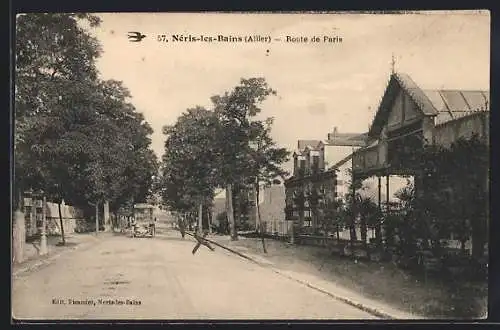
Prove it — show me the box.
[328,127,338,141]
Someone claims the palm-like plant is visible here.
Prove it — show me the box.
[358,196,380,249]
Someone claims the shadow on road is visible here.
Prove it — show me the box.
[154,234,192,243]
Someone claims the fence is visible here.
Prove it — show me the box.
[264,219,293,236]
[23,198,84,239]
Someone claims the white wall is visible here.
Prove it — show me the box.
[324,145,356,169]
[336,161,352,202]
[335,158,413,205]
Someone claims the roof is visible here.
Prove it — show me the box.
[325,133,368,147]
[133,203,154,209]
[422,89,489,125]
[369,72,489,137]
[328,153,354,170]
[297,140,322,151]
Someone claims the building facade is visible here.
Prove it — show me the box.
[352,72,489,196]
[285,140,337,234]
[351,72,489,254]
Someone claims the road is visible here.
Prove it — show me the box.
[12,222,377,320]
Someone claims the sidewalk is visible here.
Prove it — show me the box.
[206,234,487,319]
[12,231,115,277]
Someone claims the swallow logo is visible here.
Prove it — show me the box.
[127,31,146,42]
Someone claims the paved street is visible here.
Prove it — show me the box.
[12,222,376,320]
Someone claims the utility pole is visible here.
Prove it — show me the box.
[95,202,99,236]
[40,193,48,255]
[208,208,213,235]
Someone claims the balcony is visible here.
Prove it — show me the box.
[352,143,389,177]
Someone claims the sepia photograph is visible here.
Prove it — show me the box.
[12,11,489,321]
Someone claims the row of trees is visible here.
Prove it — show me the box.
[158,78,290,246]
[14,14,158,238]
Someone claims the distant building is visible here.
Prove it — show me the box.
[324,127,366,202]
[211,196,226,227]
[258,185,288,236]
[285,140,337,234]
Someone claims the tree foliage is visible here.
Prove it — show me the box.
[15,13,157,216]
[386,134,488,260]
[158,78,290,242]
[159,107,220,213]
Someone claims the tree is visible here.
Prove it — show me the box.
[211,78,278,241]
[159,107,220,229]
[15,14,158,235]
[323,197,344,242]
[391,134,488,261]
[292,189,306,233]
[345,168,363,243]
[15,13,102,208]
[15,13,103,244]
[357,196,379,249]
[244,118,290,252]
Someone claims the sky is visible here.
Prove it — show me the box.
[84,11,490,174]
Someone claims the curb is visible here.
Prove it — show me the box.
[12,233,109,277]
[188,232,416,320]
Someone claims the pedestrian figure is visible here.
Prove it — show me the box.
[149,217,156,237]
[131,216,137,237]
[178,217,186,239]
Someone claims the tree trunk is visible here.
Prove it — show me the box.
[350,225,357,243]
[336,224,340,243]
[375,222,382,247]
[12,189,20,262]
[349,213,357,243]
[179,214,185,238]
[256,185,267,253]
[103,200,111,232]
[234,190,241,231]
[13,189,25,263]
[311,207,317,234]
[360,216,367,249]
[58,202,66,245]
[226,184,237,241]
[198,202,203,235]
[460,238,466,254]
